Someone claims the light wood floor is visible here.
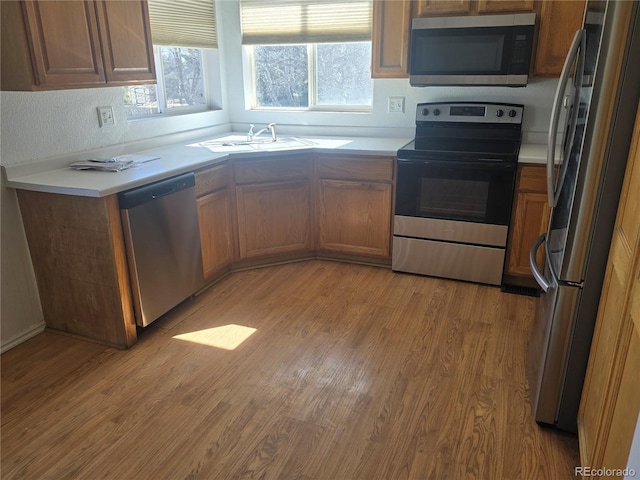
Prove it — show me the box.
[2,260,579,479]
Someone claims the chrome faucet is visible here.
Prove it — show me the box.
[247,123,277,142]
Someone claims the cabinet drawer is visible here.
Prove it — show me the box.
[518,164,548,193]
[315,155,394,182]
[195,163,229,196]
[234,157,310,185]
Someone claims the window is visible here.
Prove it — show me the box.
[241,0,373,111]
[125,0,217,118]
[252,42,372,110]
[124,46,207,118]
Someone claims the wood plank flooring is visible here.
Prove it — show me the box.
[1,260,579,479]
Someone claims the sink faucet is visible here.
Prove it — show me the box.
[247,123,277,142]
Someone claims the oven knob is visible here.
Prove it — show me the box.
[422,108,429,116]
[433,108,441,116]
[496,109,504,117]
[509,109,517,118]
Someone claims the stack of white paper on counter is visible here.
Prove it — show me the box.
[69,154,160,172]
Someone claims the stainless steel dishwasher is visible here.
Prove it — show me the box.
[119,172,204,327]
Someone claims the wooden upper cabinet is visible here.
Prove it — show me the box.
[414,0,473,16]
[533,0,585,76]
[477,0,534,13]
[95,1,155,84]
[371,0,411,78]
[1,0,155,91]
[7,1,105,88]
[414,0,534,17]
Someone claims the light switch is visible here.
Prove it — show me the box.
[388,96,405,114]
[97,106,115,127]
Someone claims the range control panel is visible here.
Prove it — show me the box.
[416,102,524,125]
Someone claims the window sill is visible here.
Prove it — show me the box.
[126,106,221,123]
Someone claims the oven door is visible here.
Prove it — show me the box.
[395,158,516,226]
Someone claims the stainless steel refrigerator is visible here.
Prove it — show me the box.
[527,0,640,433]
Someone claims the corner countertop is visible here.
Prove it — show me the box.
[3,133,550,198]
[3,135,411,198]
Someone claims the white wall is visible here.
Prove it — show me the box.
[0,0,560,350]
[218,0,559,140]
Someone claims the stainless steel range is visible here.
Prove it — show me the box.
[393,101,523,285]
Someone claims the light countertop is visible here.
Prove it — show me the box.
[3,133,549,198]
[518,143,559,165]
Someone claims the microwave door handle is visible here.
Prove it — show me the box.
[547,29,585,207]
[530,233,555,292]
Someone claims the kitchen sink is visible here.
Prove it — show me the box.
[199,135,316,152]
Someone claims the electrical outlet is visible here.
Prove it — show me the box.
[388,96,405,113]
[97,106,115,127]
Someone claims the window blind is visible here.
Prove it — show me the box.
[147,0,217,49]
[240,0,372,45]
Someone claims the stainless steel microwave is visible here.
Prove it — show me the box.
[409,13,536,87]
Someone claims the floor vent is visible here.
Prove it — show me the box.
[501,284,541,297]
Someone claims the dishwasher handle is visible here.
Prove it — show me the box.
[118,172,195,210]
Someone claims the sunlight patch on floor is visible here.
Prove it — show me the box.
[173,324,257,350]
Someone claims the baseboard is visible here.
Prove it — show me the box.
[1,322,46,354]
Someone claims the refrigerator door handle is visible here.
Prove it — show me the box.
[530,233,554,292]
[547,30,586,207]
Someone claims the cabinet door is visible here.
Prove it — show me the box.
[95,0,156,84]
[477,0,534,13]
[578,102,640,471]
[506,191,550,276]
[236,181,312,259]
[371,0,411,78]
[414,0,473,16]
[317,179,392,258]
[197,189,234,280]
[534,0,585,77]
[21,0,106,87]
[505,165,551,278]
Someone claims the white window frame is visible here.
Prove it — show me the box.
[248,42,373,113]
[125,45,211,120]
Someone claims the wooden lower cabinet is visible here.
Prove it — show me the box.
[317,179,392,257]
[16,190,137,348]
[197,189,234,279]
[315,155,394,260]
[505,164,551,281]
[236,180,312,260]
[195,163,234,280]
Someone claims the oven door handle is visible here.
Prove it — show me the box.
[529,233,555,292]
[397,159,515,171]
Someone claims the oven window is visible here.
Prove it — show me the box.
[395,160,516,226]
[419,178,489,220]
